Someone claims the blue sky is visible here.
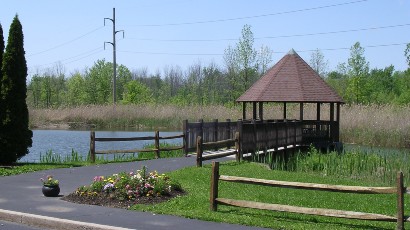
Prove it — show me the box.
[1,0,409,77]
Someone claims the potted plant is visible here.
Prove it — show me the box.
[41,175,60,197]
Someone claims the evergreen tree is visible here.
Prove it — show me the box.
[0,23,4,79]
[0,23,4,112]
[0,15,32,164]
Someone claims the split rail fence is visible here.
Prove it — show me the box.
[210,161,409,229]
[196,132,240,167]
[89,131,184,163]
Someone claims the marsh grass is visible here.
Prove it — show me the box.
[39,149,142,164]
[30,104,410,147]
[252,146,410,185]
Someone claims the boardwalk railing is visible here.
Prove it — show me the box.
[183,119,238,153]
[184,119,304,155]
[89,131,184,163]
[210,161,408,229]
[239,119,302,155]
[196,132,240,167]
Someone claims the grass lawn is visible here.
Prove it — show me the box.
[130,161,408,230]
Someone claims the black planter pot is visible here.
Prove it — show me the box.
[42,185,60,197]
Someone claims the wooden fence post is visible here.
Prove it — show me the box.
[397,171,404,230]
[235,132,240,162]
[210,161,219,211]
[155,131,160,159]
[196,136,203,167]
[90,131,95,163]
[183,120,188,156]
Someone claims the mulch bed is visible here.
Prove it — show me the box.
[61,190,186,209]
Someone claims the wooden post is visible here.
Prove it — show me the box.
[299,103,304,121]
[226,119,231,149]
[237,120,243,161]
[199,119,204,142]
[293,120,297,148]
[210,161,220,211]
[183,120,188,156]
[252,119,257,156]
[90,131,95,163]
[242,102,246,120]
[155,131,160,159]
[316,103,321,137]
[397,171,404,230]
[283,102,287,120]
[330,103,335,142]
[253,102,257,120]
[259,102,264,120]
[336,103,341,142]
[196,136,203,167]
[214,119,218,150]
[235,132,240,162]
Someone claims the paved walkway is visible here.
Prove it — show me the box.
[0,156,269,230]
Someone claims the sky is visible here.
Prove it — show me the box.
[1,0,409,78]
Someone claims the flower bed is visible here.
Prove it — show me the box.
[62,166,185,208]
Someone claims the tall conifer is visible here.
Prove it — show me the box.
[0,15,32,164]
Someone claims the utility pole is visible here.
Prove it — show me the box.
[104,8,124,104]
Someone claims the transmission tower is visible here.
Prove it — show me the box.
[104,8,124,104]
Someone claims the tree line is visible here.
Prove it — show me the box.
[27,25,410,108]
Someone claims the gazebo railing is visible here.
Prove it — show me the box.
[301,120,338,145]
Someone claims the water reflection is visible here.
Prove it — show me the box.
[21,130,182,162]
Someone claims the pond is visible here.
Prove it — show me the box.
[20,130,183,162]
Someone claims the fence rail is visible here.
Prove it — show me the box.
[89,131,184,163]
[196,132,240,167]
[210,162,408,229]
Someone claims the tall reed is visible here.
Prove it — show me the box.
[258,147,410,185]
[30,104,410,147]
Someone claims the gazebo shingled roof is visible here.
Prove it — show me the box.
[236,49,344,103]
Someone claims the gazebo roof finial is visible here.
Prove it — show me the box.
[287,48,297,55]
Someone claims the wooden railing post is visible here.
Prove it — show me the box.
[293,120,297,148]
[226,119,231,149]
[90,131,95,163]
[214,119,218,150]
[183,120,188,156]
[155,131,160,159]
[397,171,404,230]
[237,119,243,161]
[235,132,240,162]
[210,161,220,211]
[196,136,203,167]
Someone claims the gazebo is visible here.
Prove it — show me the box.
[236,49,344,145]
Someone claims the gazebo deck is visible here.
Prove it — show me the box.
[183,49,344,155]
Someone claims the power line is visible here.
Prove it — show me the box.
[122,0,369,27]
[118,50,222,56]
[29,47,104,69]
[118,42,409,56]
[27,26,105,57]
[126,23,410,42]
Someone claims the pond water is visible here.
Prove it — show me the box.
[20,130,183,162]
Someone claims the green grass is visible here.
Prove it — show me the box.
[137,142,185,159]
[0,163,82,176]
[130,161,407,229]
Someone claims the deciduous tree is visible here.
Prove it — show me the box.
[309,48,328,78]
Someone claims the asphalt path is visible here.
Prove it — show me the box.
[0,220,43,230]
[0,156,269,230]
